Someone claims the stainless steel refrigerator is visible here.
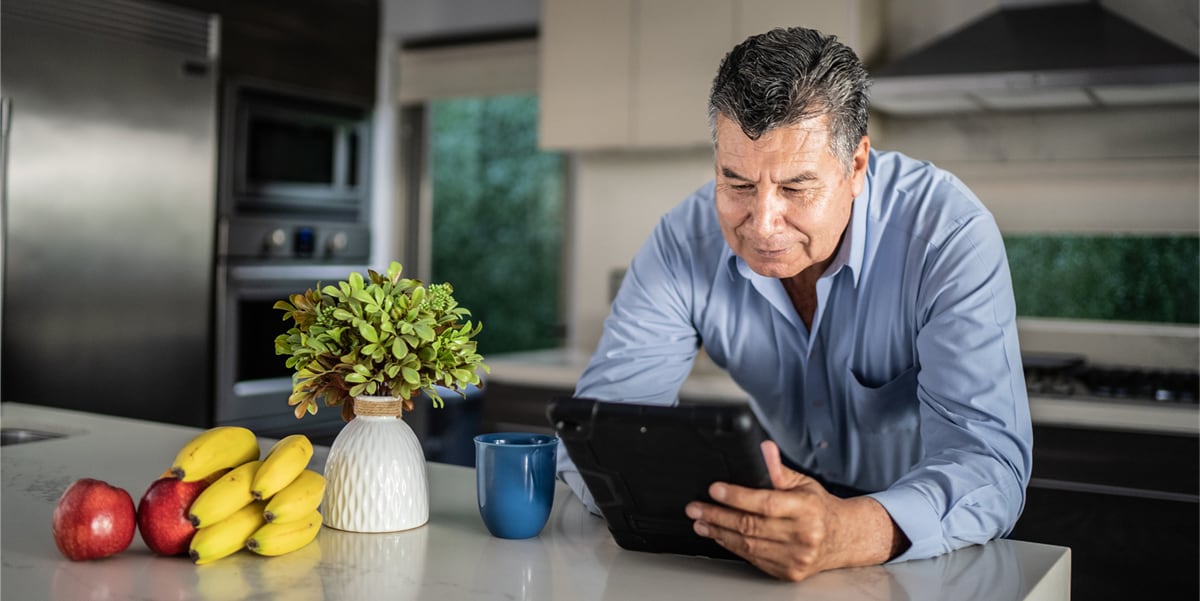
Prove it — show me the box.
[1,0,220,426]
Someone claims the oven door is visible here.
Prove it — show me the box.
[215,264,367,444]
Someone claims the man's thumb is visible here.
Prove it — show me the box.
[761,440,809,490]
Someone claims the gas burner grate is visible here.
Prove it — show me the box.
[1080,367,1199,403]
[1021,353,1200,404]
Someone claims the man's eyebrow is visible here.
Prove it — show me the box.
[781,172,819,185]
[720,167,750,181]
[719,167,818,185]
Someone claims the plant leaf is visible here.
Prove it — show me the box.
[413,323,435,342]
[359,323,379,343]
[401,366,419,385]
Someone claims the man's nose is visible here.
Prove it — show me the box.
[747,190,785,236]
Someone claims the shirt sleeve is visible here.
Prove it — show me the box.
[868,206,1033,562]
[556,213,703,508]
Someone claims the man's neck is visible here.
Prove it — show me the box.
[781,262,828,331]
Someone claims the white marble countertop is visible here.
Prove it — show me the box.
[485,348,1200,434]
[1,402,1070,601]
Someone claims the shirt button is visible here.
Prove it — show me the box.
[817,440,829,449]
[813,398,823,407]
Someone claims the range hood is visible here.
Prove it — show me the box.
[870,1,1199,114]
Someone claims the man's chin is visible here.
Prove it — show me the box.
[744,260,803,279]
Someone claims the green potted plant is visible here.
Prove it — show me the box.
[273,261,487,532]
[273,261,487,421]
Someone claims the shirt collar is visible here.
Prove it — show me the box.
[724,157,871,287]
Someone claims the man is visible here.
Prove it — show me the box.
[557,26,1032,581]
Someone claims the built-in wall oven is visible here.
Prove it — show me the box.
[214,80,373,444]
[216,257,368,442]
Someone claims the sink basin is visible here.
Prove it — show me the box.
[0,427,68,446]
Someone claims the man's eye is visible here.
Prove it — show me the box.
[732,184,754,191]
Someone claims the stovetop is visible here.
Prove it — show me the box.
[1023,353,1199,405]
[1021,353,1199,435]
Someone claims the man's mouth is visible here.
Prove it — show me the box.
[752,247,790,258]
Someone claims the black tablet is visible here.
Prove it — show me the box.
[546,397,772,560]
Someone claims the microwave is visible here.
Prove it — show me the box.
[224,83,371,217]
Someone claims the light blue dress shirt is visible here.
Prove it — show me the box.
[558,148,1033,562]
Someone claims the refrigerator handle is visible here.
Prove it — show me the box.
[1,96,9,384]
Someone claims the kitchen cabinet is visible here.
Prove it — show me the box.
[538,0,633,149]
[162,0,379,102]
[630,0,732,147]
[1010,425,1199,601]
[539,0,882,150]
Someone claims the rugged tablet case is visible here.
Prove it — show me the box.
[547,397,772,560]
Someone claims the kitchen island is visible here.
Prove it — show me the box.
[1,403,1070,601]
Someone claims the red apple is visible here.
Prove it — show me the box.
[51,478,137,561]
[137,477,210,556]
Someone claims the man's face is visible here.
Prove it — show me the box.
[714,114,869,279]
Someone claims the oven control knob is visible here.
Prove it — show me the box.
[327,231,348,255]
[265,228,287,251]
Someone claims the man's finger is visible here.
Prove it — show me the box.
[695,519,813,581]
[708,479,804,518]
[687,500,791,542]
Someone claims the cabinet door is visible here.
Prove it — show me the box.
[539,0,634,150]
[736,0,882,63]
[631,0,734,148]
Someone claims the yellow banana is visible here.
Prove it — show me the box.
[189,501,267,565]
[245,510,323,556]
[188,460,262,527]
[263,469,326,523]
[170,426,260,482]
[250,434,313,500]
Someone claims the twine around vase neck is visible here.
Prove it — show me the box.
[352,398,406,418]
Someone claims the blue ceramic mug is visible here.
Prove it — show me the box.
[474,432,558,539]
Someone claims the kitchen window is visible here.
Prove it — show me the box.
[428,94,565,354]
[396,38,566,356]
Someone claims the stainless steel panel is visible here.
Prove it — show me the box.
[1,0,218,426]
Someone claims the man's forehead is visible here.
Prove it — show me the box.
[715,113,831,143]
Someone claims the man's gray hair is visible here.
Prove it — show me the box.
[708,27,871,173]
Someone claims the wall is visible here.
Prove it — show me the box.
[567,148,717,349]
[562,0,1200,357]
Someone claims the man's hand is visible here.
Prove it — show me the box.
[685,441,909,581]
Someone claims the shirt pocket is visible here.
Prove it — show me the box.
[846,366,920,433]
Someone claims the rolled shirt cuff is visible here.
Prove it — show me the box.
[868,485,948,563]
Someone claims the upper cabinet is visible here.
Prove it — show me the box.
[539,0,882,150]
[161,0,380,103]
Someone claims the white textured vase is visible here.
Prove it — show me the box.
[324,395,429,532]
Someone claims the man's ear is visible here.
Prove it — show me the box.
[850,136,870,197]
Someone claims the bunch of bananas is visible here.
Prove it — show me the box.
[169,428,326,565]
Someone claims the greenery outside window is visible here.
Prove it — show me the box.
[1004,234,1199,325]
[427,95,565,355]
